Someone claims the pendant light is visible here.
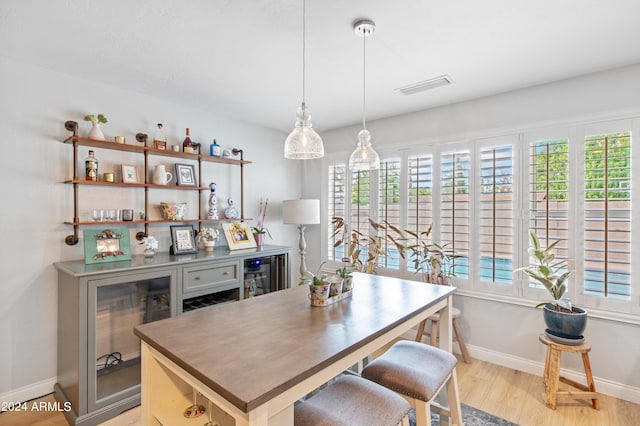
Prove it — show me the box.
[349,19,380,171]
[284,0,324,160]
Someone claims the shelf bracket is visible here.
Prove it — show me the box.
[64,120,78,136]
[135,133,148,147]
[65,233,79,246]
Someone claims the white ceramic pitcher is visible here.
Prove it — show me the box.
[153,165,173,185]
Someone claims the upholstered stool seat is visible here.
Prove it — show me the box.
[362,340,462,426]
[294,374,411,426]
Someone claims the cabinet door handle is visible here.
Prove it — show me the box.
[194,276,200,281]
[223,271,229,275]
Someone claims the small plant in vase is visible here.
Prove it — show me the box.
[251,198,271,248]
[140,235,158,258]
[307,261,331,300]
[83,113,108,140]
[336,265,354,292]
[404,225,457,285]
[199,227,219,252]
[519,230,586,341]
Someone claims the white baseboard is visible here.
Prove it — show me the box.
[0,377,56,407]
[399,330,640,405]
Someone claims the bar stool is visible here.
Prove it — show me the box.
[361,340,462,426]
[294,375,412,425]
[415,307,471,364]
[539,334,599,410]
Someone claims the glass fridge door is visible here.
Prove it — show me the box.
[88,268,176,412]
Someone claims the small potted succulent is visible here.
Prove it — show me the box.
[336,265,354,292]
[307,262,330,300]
[520,230,586,340]
[83,113,108,140]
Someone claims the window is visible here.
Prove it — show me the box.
[378,159,402,270]
[441,150,470,279]
[479,145,514,284]
[583,132,631,301]
[324,118,639,317]
[327,163,346,261]
[528,138,570,290]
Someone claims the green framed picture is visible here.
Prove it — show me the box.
[83,228,132,264]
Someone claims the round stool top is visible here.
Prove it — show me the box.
[539,333,591,352]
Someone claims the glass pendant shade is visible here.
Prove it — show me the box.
[284,103,324,159]
[349,129,380,171]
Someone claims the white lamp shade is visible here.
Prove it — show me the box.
[283,199,320,225]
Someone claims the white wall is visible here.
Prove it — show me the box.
[308,63,640,403]
[0,57,301,401]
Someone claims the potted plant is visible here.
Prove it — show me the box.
[336,265,354,292]
[251,198,271,248]
[404,225,457,285]
[331,216,405,275]
[520,230,587,340]
[308,262,330,300]
[83,113,108,140]
[140,235,158,258]
[199,227,219,252]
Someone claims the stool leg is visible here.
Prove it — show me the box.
[415,319,427,342]
[430,319,438,347]
[415,400,431,426]
[543,346,551,388]
[545,348,560,410]
[452,318,471,364]
[447,369,463,426]
[581,351,600,410]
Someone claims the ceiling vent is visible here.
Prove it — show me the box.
[396,74,453,95]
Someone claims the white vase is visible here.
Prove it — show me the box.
[204,240,215,252]
[88,123,105,140]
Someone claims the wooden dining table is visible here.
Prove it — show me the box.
[134,272,457,426]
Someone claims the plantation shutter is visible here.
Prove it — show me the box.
[378,159,402,270]
[327,163,346,261]
[441,150,470,278]
[407,155,433,271]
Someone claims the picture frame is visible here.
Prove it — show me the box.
[170,225,197,255]
[121,164,139,183]
[83,228,132,264]
[222,222,257,250]
[175,163,197,186]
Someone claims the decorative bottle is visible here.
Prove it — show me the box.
[183,128,194,153]
[153,123,167,150]
[210,139,221,157]
[85,150,98,181]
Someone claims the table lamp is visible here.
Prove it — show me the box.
[283,199,320,285]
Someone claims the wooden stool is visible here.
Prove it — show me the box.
[538,334,599,410]
[361,340,463,426]
[294,375,412,425]
[415,307,472,364]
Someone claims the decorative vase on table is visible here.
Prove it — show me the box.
[144,248,155,258]
[88,123,105,140]
[253,232,265,249]
[204,240,215,252]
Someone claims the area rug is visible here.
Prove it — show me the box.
[409,403,519,426]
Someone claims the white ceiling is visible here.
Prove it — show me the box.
[2,0,640,133]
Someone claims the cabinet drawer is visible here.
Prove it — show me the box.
[183,262,239,295]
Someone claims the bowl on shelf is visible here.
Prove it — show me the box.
[160,202,187,220]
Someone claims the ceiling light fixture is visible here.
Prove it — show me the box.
[349,19,380,172]
[284,0,324,160]
[396,74,453,96]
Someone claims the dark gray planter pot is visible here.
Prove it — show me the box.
[543,303,588,337]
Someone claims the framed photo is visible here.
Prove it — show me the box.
[175,163,197,186]
[83,228,132,264]
[222,222,257,250]
[121,164,139,183]
[170,225,197,255]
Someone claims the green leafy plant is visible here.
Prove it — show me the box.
[83,114,108,125]
[331,216,405,274]
[309,261,328,286]
[520,230,572,312]
[335,265,352,278]
[403,224,457,284]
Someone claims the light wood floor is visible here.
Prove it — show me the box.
[1,356,639,425]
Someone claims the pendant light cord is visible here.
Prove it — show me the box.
[302,0,306,106]
[362,31,366,130]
